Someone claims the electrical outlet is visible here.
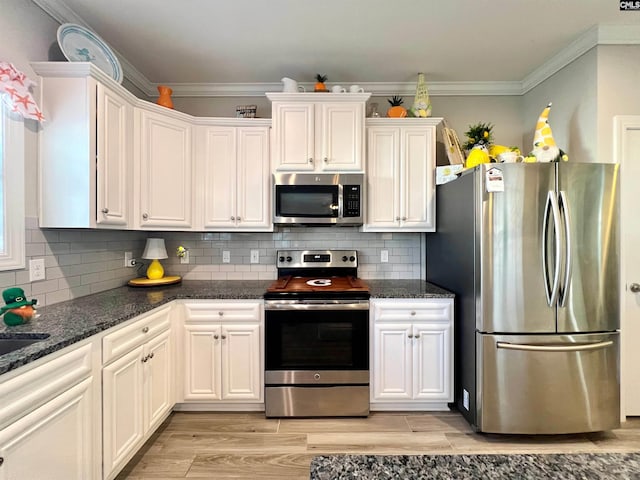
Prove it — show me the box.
[250,250,259,264]
[380,250,389,263]
[124,252,136,267]
[29,258,46,282]
[180,250,190,264]
[222,251,230,263]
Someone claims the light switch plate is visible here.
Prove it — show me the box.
[29,258,46,282]
[180,251,190,264]
[250,250,259,263]
[222,251,230,263]
[380,250,389,263]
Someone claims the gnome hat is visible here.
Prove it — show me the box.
[533,102,557,148]
[0,287,37,314]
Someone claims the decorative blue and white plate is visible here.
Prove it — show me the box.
[57,23,123,83]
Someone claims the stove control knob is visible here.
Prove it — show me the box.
[349,256,355,262]
[286,256,292,262]
[342,256,348,262]
[279,256,285,262]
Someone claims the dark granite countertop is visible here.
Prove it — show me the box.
[0,279,453,376]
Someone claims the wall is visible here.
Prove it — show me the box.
[522,48,598,162]
[596,45,640,162]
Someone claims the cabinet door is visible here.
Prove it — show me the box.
[96,83,132,227]
[317,102,364,171]
[272,103,315,171]
[412,322,452,401]
[365,127,400,228]
[0,377,93,480]
[144,329,173,433]
[137,109,193,228]
[103,345,145,477]
[201,126,237,228]
[183,324,221,400]
[400,127,435,231]
[221,324,262,400]
[372,323,413,400]
[236,127,271,230]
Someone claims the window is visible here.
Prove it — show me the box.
[0,101,25,270]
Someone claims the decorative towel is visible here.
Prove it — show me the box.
[0,62,44,122]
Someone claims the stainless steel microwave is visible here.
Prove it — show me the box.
[273,173,364,226]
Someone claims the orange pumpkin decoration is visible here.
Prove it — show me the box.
[387,96,407,117]
[315,73,328,92]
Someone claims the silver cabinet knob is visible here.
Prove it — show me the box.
[631,283,640,293]
[230,216,235,221]
[402,217,407,221]
[308,158,313,163]
[236,216,241,221]
[323,157,328,163]
[149,352,154,359]
[411,311,416,316]
[414,334,420,339]
[142,326,149,333]
[213,334,219,340]
[218,311,224,316]
[221,334,227,340]
[408,334,414,338]
[101,208,109,214]
[142,213,148,220]
[395,216,400,221]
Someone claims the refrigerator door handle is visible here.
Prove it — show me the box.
[496,340,613,352]
[558,190,572,307]
[542,191,562,307]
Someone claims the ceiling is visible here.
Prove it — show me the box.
[33,0,640,97]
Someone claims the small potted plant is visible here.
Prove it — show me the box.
[387,96,407,118]
[314,74,328,92]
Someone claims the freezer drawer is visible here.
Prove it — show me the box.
[478,332,619,434]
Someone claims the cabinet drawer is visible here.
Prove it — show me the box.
[372,299,452,323]
[183,301,261,323]
[0,342,93,430]
[103,305,171,364]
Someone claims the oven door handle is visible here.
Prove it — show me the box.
[264,301,370,311]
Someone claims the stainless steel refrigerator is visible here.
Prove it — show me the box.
[426,163,620,434]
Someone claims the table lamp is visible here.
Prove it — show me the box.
[142,238,168,280]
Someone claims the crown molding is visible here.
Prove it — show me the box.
[30,1,640,98]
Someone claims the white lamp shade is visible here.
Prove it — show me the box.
[142,238,168,260]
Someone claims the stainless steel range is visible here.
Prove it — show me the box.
[263,249,370,417]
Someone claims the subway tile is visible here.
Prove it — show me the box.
[46,289,71,304]
[0,272,17,287]
[25,243,46,257]
[31,279,61,295]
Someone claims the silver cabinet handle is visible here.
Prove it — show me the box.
[101,208,109,214]
[142,326,149,333]
[497,340,613,352]
[141,355,148,363]
[142,213,148,220]
[213,334,219,340]
[0,457,4,466]
[630,283,640,293]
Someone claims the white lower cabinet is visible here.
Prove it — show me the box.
[102,306,173,480]
[0,341,99,480]
[180,301,263,406]
[371,298,453,410]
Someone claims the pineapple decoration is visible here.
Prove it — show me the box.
[463,122,493,169]
[387,96,407,118]
[314,74,328,92]
[409,73,432,118]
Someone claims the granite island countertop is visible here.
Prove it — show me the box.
[0,279,453,376]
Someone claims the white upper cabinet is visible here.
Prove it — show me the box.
[364,118,442,232]
[33,62,134,229]
[195,120,272,231]
[134,106,193,229]
[267,92,370,172]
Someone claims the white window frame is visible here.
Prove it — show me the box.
[0,102,25,270]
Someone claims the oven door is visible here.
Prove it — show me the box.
[265,301,369,373]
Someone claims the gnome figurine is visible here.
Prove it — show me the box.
[528,103,568,163]
[0,288,38,326]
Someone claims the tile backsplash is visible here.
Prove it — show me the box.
[3,218,422,307]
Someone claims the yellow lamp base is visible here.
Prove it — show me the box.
[146,259,165,280]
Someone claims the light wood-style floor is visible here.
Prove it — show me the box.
[116,412,640,479]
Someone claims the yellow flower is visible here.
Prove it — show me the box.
[483,131,489,138]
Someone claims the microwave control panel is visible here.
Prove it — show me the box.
[343,185,361,217]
